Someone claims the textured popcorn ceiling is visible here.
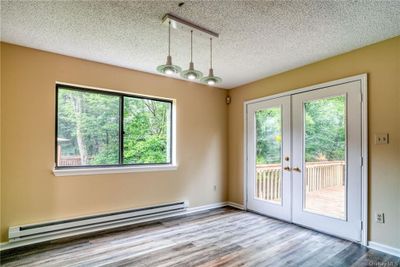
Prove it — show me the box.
[1,1,400,89]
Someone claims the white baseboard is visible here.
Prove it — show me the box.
[0,201,237,252]
[185,202,227,214]
[184,201,244,213]
[368,241,400,257]
[226,201,245,210]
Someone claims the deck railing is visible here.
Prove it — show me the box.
[256,164,281,202]
[256,161,345,201]
[304,161,345,192]
[58,156,82,166]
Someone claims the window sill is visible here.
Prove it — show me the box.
[53,164,178,177]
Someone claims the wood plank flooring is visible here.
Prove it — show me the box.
[1,207,399,267]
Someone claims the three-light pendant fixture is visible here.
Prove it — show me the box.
[156,14,222,86]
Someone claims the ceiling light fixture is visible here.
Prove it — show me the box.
[156,21,181,75]
[159,13,222,85]
[181,30,203,81]
[201,38,222,86]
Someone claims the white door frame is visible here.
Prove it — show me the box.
[243,73,368,246]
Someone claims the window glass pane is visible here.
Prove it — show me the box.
[255,107,282,204]
[57,88,120,166]
[304,95,346,219]
[123,97,171,164]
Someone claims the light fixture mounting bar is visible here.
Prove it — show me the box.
[162,13,219,38]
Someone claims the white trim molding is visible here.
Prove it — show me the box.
[368,241,400,257]
[227,202,245,210]
[185,202,228,214]
[53,164,178,176]
[185,202,244,214]
[360,74,369,246]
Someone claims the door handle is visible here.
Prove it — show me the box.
[292,167,301,172]
[283,166,291,171]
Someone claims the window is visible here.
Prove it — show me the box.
[56,84,173,169]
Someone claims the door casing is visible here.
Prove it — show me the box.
[243,74,368,245]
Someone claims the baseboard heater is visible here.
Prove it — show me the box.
[9,201,187,243]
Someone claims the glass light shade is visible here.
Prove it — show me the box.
[181,62,203,80]
[207,79,216,85]
[200,68,222,86]
[157,55,181,75]
[165,68,174,75]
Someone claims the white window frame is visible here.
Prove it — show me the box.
[53,82,177,176]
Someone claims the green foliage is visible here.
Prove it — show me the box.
[255,96,345,164]
[304,96,345,162]
[57,88,170,166]
[256,107,281,164]
[123,98,169,164]
[58,89,119,165]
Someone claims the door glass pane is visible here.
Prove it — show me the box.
[304,95,346,219]
[255,107,282,204]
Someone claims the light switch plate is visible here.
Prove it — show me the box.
[375,133,389,145]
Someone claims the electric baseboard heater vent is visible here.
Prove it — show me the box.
[9,201,187,243]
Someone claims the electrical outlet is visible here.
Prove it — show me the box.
[375,213,385,223]
[375,133,389,145]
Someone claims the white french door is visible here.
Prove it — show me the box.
[247,96,291,221]
[246,80,363,242]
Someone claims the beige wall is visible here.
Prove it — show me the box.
[0,43,228,242]
[228,36,400,248]
[1,37,399,249]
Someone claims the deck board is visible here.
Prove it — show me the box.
[305,185,345,219]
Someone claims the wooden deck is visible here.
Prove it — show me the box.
[1,207,399,267]
[305,185,345,219]
[258,185,345,219]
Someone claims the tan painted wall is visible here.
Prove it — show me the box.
[0,43,228,242]
[228,36,400,248]
[1,37,399,249]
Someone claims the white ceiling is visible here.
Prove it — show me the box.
[1,1,400,89]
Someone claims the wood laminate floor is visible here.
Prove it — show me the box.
[1,207,399,267]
